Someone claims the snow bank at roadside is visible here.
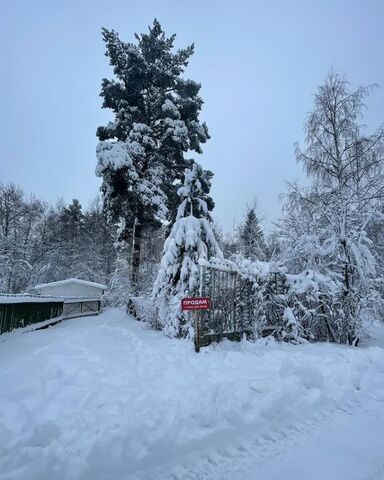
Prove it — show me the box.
[0,309,383,480]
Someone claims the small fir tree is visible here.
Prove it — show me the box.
[152,162,222,337]
[240,207,267,261]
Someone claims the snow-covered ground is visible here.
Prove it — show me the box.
[1,308,384,480]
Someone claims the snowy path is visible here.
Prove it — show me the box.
[0,309,384,480]
[239,400,384,480]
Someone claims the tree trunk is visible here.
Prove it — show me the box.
[131,216,142,294]
[320,299,337,343]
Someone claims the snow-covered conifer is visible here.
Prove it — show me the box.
[152,163,222,337]
[240,206,267,261]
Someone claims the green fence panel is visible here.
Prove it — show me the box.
[0,301,64,334]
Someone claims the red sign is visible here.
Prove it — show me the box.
[181,297,211,311]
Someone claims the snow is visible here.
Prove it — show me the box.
[95,140,132,176]
[226,400,384,480]
[164,118,188,144]
[0,308,383,480]
[162,98,180,119]
[0,295,64,304]
[0,295,101,305]
[33,278,108,290]
[200,254,280,281]
[0,316,66,341]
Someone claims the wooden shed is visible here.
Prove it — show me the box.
[32,278,107,298]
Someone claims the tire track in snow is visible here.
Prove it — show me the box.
[129,403,354,479]
[129,393,384,480]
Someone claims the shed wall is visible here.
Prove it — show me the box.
[36,284,103,298]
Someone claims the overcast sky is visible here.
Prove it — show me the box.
[1,0,383,231]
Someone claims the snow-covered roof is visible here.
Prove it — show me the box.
[0,295,64,304]
[34,278,108,290]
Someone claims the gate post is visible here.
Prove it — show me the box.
[194,310,200,353]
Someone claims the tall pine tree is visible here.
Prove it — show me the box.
[96,19,210,292]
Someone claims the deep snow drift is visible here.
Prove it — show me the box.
[0,309,384,480]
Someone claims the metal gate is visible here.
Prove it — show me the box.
[197,264,256,348]
[62,299,101,318]
[196,264,287,349]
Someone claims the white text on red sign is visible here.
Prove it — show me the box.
[181,297,211,311]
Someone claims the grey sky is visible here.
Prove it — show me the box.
[1,0,383,231]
